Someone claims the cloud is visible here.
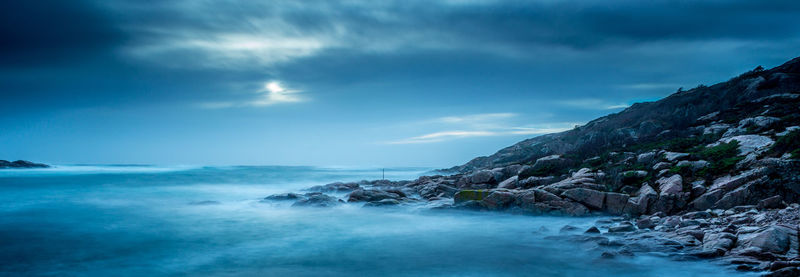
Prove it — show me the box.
[385,113,578,144]
[555,98,630,110]
[617,83,681,90]
[199,81,306,108]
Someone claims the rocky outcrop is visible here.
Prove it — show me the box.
[0,160,48,169]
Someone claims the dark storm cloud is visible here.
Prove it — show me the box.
[0,0,125,66]
[2,0,800,113]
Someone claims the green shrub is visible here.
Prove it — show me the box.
[696,140,742,176]
[769,130,800,159]
[698,140,740,162]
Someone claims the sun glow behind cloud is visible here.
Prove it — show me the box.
[199,81,305,109]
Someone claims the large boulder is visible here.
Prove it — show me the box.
[469,170,498,185]
[417,182,458,199]
[454,190,491,204]
[518,176,557,189]
[637,152,658,164]
[623,184,658,215]
[481,191,516,210]
[604,192,629,215]
[741,226,794,254]
[656,175,683,195]
[703,232,737,252]
[497,176,519,189]
[561,188,605,210]
[689,189,725,211]
[715,135,775,155]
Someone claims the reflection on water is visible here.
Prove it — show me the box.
[0,166,750,276]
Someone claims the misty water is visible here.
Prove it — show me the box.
[0,166,751,276]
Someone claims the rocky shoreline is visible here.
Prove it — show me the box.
[261,57,800,276]
[262,160,799,276]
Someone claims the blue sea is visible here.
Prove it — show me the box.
[0,165,751,276]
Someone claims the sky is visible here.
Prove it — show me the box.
[1,0,799,167]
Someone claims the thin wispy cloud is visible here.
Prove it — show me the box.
[385,113,579,144]
[618,83,681,90]
[555,98,630,110]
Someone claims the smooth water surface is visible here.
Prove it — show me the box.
[0,166,750,276]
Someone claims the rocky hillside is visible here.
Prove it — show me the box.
[450,56,800,173]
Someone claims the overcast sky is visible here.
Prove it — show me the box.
[2,0,799,167]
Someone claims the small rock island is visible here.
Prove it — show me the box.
[0,160,49,169]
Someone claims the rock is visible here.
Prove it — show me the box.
[690,189,725,211]
[497,176,519,189]
[623,184,658,216]
[652,162,671,171]
[518,176,557,189]
[743,226,793,254]
[683,211,711,219]
[707,167,768,192]
[715,135,775,155]
[703,123,731,135]
[585,226,601,234]
[770,261,800,271]
[418,182,458,199]
[263,192,303,201]
[691,248,726,258]
[637,152,658,164]
[608,222,635,233]
[469,170,497,185]
[676,160,709,171]
[738,116,780,129]
[758,196,786,210]
[604,192,629,215]
[552,200,590,216]
[561,188,605,210]
[691,182,707,198]
[0,160,49,169]
[702,232,736,252]
[657,175,683,195]
[292,193,340,207]
[453,190,490,204]
[347,189,404,202]
[363,199,401,207]
[308,182,361,192]
[480,191,516,210]
[518,155,568,178]
[636,217,655,229]
[622,170,648,178]
[664,152,690,161]
[452,200,484,210]
[697,111,719,122]
[765,267,800,277]
[777,126,800,136]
